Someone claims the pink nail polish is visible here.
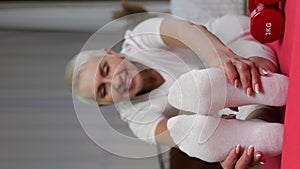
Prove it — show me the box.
[255,84,260,94]
[234,80,239,88]
[260,157,267,165]
[262,69,268,75]
[255,153,262,159]
[247,145,254,156]
[235,144,241,154]
[247,88,252,97]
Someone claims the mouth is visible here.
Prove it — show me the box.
[125,71,135,91]
[128,76,135,91]
[116,70,134,94]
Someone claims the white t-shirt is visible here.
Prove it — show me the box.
[115,15,277,144]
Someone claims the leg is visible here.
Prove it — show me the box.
[167,114,283,162]
[168,68,288,114]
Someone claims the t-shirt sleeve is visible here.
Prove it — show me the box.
[127,112,164,145]
[125,17,167,49]
[116,97,167,144]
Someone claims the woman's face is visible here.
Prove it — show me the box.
[77,50,144,104]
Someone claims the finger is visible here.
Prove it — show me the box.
[235,145,254,169]
[222,60,239,87]
[249,151,263,167]
[220,145,241,169]
[236,63,252,96]
[259,67,269,76]
[260,157,267,165]
[248,61,261,94]
[236,62,252,96]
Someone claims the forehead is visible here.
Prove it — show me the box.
[77,57,101,100]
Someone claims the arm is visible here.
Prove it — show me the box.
[160,19,230,67]
[159,18,274,95]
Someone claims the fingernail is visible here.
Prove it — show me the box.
[234,79,239,88]
[262,69,268,75]
[260,159,266,165]
[247,145,254,156]
[255,153,262,159]
[235,144,241,154]
[247,87,252,97]
[255,84,260,94]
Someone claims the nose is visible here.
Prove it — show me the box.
[102,74,122,92]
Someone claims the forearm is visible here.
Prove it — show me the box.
[160,19,231,67]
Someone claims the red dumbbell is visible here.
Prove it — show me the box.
[248,0,285,43]
[257,0,279,5]
[248,0,280,11]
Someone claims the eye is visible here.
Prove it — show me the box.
[98,83,107,98]
[102,62,110,76]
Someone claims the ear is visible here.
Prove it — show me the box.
[104,48,124,59]
[104,48,115,55]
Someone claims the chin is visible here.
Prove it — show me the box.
[119,92,135,101]
[129,91,138,99]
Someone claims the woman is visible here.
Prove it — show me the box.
[66,14,286,168]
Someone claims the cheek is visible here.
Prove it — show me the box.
[115,59,135,72]
[112,59,126,69]
[110,88,132,102]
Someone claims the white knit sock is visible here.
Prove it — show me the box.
[168,68,288,114]
[167,114,283,162]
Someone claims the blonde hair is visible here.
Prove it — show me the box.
[65,49,114,104]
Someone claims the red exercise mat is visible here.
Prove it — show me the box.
[264,0,300,168]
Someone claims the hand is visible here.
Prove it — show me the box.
[220,145,265,169]
[219,49,277,96]
[220,54,260,97]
